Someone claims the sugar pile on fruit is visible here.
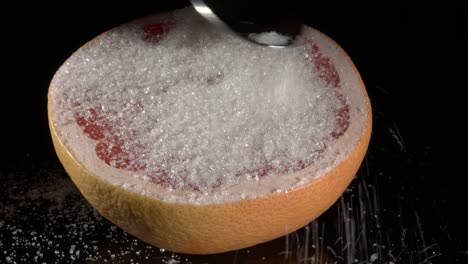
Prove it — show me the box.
[50,7,365,204]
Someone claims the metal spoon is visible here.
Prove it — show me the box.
[189,0,305,48]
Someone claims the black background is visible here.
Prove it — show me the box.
[2,1,467,263]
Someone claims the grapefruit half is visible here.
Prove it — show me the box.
[48,7,372,254]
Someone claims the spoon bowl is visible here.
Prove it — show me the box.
[189,0,304,48]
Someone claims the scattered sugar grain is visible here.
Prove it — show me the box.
[0,171,201,263]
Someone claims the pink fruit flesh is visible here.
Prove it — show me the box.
[142,21,172,43]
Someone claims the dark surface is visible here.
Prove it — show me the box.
[2,1,466,263]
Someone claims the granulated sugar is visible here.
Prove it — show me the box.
[248,31,292,46]
[49,7,365,202]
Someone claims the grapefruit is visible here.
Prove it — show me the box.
[48,7,371,254]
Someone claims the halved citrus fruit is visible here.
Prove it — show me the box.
[48,7,371,254]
